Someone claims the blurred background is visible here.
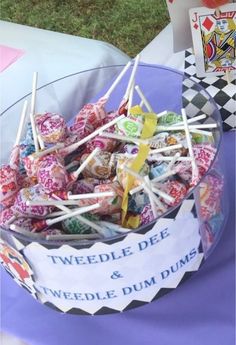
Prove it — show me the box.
[0,0,170,57]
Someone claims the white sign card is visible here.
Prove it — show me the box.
[22,211,203,314]
[166,0,203,52]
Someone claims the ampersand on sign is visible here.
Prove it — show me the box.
[110,271,123,279]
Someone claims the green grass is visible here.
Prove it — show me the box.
[0,0,170,57]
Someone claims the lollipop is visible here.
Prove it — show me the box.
[116,156,149,190]
[58,115,125,157]
[72,182,123,216]
[80,151,113,179]
[35,112,67,144]
[157,111,183,126]
[36,154,69,194]
[13,184,54,217]
[116,114,143,138]
[62,212,100,235]
[0,101,30,207]
[124,166,168,216]
[31,203,100,232]
[140,203,156,226]
[71,178,111,195]
[93,182,123,215]
[85,119,118,153]
[158,180,188,207]
[149,162,169,179]
[19,122,36,170]
[28,72,40,152]
[69,61,132,140]
[119,143,139,155]
[0,207,16,229]
[118,55,140,117]
[22,142,65,179]
[175,143,217,183]
[199,173,224,221]
[128,190,149,214]
[9,100,28,170]
[0,165,20,208]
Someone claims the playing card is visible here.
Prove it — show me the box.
[189,3,236,77]
[166,0,206,52]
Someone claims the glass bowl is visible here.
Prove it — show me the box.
[0,64,228,315]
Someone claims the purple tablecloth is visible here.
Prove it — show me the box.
[0,65,235,344]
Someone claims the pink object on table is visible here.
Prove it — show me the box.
[0,44,25,72]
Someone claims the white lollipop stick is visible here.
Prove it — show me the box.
[45,204,101,227]
[30,72,38,115]
[99,131,147,145]
[151,186,174,203]
[27,192,114,206]
[151,169,177,183]
[167,152,181,172]
[34,143,65,158]
[171,114,207,127]
[65,161,79,170]
[59,114,125,155]
[127,81,135,117]
[181,108,198,182]
[29,72,39,152]
[15,100,28,147]
[115,152,192,161]
[149,144,182,155]
[68,191,115,200]
[53,198,105,235]
[135,85,153,112]
[37,134,45,150]
[71,147,100,180]
[130,170,176,195]
[124,167,166,211]
[30,112,39,152]
[142,182,166,211]
[190,129,213,137]
[46,233,101,241]
[96,221,130,233]
[139,99,144,108]
[103,61,132,99]
[10,224,44,238]
[27,199,78,206]
[124,54,140,101]
[148,155,192,162]
[156,110,168,118]
[144,176,158,218]
[156,123,217,131]
[45,211,67,218]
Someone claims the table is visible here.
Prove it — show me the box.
[0,23,235,345]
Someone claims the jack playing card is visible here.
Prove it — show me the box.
[189,3,236,77]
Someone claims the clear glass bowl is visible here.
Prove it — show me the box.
[0,64,228,314]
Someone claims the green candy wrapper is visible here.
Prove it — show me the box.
[62,213,100,234]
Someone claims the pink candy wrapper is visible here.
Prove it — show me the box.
[13,185,54,217]
[37,155,69,193]
[35,113,67,144]
[0,166,20,208]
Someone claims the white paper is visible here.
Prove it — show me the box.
[23,211,203,314]
[166,0,203,52]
